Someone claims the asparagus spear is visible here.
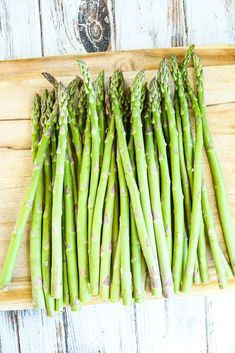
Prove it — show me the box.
[51,116,57,183]
[99,145,116,300]
[0,94,57,289]
[78,61,101,276]
[107,87,119,270]
[111,181,119,268]
[144,94,174,298]
[67,134,78,215]
[68,78,83,170]
[42,90,55,316]
[161,102,169,144]
[77,85,87,136]
[55,201,66,312]
[95,70,106,163]
[116,146,132,305]
[130,72,158,263]
[30,93,45,309]
[55,296,64,312]
[170,54,209,283]
[149,78,172,264]
[173,50,228,288]
[128,135,145,303]
[110,70,162,297]
[51,84,68,299]
[63,236,70,306]
[90,96,115,295]
[193,53,235,275]
[64,144,80,310]
[181,68,204,292]
[76,104,91,303]
[159,60,184,293]
[174,92,202,283]
[174,94,191,234]
[110,235,121,303]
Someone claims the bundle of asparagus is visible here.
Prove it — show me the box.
[0,45,234,316]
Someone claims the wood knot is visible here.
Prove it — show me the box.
[78,0,111,52]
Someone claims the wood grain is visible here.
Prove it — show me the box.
[115,0,188,49]
[78,0,111,52]
[135,297,207,353]
[40,0,114,56]
[205,294,235,353]
[0,0,42,60]
[64,304,137,353]
[0,311,20,352]
[0,46,235,310]
[185,0,235,45]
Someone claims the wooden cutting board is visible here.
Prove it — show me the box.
[1,46,235,310]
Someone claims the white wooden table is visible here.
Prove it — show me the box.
[1,1,235,352]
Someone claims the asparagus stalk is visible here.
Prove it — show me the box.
[111,180,119,268]
[90,100,115,295]
[51,118,57,183]
[30,93,45,309]
[108,86,119,269]
[76,105,91,303]
[193,259,201,284]
[130,72,158,264]
[64,144,80,310]
[170,54,209,283]
[63,238,70,306]
[116,146,132,305]
[55,297,64,312]
[55,201,66,312]
[174,93,202,283]
[95,70,106,163]
[78,61,101,275]
[31,94,42,160]
[99,146,116,300]
[161,103,169,144]
[128,136,145,303]
[182,65,210,283]
[42,90,55,316]
[77,85,87,136]
[174,94,191,233]
[51,84,68,299]
[174,50,228,288]
[67,134,78,215]
[193,53,235,275]
[159,60,184,293]
[144,95,174,298]
[110,71,162,296]
[181,69,204,292]
[149,78,172,264]
[110,235,121,303]
[68,78,83,169]
[0,94,57,289]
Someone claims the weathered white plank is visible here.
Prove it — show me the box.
[115,0,235,50]
[39,0,84,56]
[0,311,19,352]
[135,297,207,353]
[166,297,207,353]
[206,295,235,353]
[0,0,42,60]
[185,0,235,45]
[16,310,66,353]
[40,0,114,56]
[64,304,137,353]
[135,300,168,352]
[115,0,188,50]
